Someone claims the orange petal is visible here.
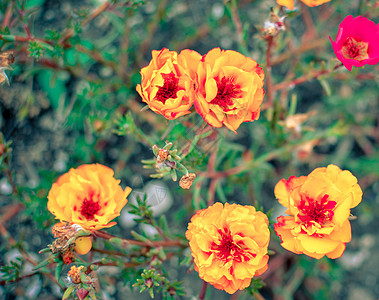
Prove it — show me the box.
[329,220,351,243]
[326,242,346,259]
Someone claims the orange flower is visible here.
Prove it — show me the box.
[47,164,131,230]
[274,165,362,259]
[136,48,201,120]
[277,0,331,10]
[186,203,270,294]
[194,48,265,133]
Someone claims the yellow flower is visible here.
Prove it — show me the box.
[277,0,331,10]
[274,165,362,259]
[136,48,201,120]
[194,48,265,133]
[47,164,131,230]
[186,203,270,294]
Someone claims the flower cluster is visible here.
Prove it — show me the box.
[273,165,362,259]
[186,203,270,294]
[47,164,131,230]
[330,15,379,71]
[137,48,265,133]
[42,7,372,297]
[184,165,363,294]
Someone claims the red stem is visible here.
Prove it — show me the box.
[272,63,344,92]
[199,280,208,300]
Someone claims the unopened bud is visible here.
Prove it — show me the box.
[145,278,154,288]
[158,149,169,161]
[168,287,176,296]
[76,288,89,300]
[74,236,92,255]
[0,144,5,156]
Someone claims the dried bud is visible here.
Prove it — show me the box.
[278,111,317,133]
[68,265,85,284]
[52,223,77,239]
[179,173,196,189]
[295,140,319,161]
[262,9,286,38]
[49,223,89,254]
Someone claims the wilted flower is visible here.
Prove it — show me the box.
[277,0,331,10]
[0,50,15,85]
[136,48,201,120]
[329,15,379,71]
[179,173,196,189]
[262,9,286,38]
[49,223,90,254]
[47,164,131,230]
[194,48,265,133]
[274,165,363,259]
[186,202,270,294]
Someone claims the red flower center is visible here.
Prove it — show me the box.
[211,228,256,263]
[80,193,101,220]
[341,37,369,61]
[210,77,241,110]
[297,194,336,226]
[155,72,179,104]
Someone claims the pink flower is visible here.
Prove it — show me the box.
[329,15,379,71]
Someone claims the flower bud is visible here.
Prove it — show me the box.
[145,278,154,288]
[74,236,92,255]
[76,288,89,300]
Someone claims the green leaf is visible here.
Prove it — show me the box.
[131,230,150,242]
[62,285,75,300]
[170,168,177,181]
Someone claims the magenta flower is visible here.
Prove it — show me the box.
[329,15,379,71]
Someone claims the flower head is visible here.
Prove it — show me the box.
[274,165,363,259]
[186,202,270,294]
[136,48,201,120]
[47,164,131,230]
[329,15,379,71]
[277,0,331,10]
[68,265,85,284]
[194,48,265,133]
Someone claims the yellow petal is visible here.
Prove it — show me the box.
[329,220,351,243]
[297,234,339,254]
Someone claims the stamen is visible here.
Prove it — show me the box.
[155,72,179,104]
